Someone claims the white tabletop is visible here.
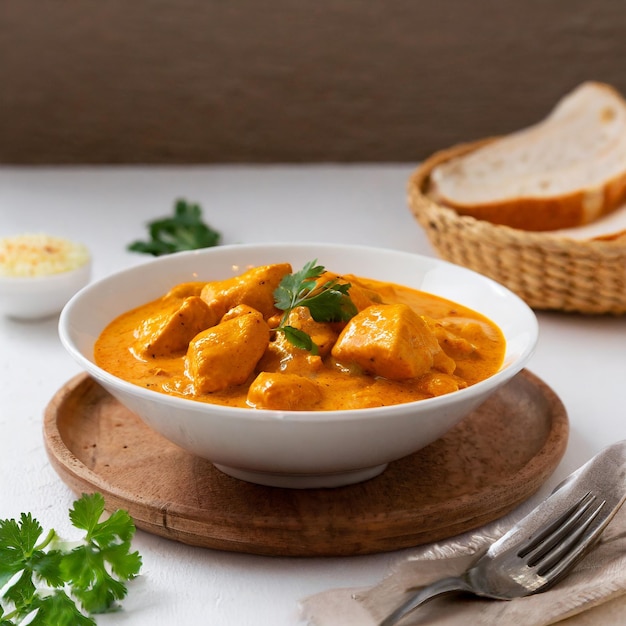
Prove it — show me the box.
[1,164,625,625]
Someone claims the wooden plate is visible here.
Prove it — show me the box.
[43,370,568,557]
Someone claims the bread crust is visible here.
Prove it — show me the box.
[436,174,626,231]
[428,82,626,232]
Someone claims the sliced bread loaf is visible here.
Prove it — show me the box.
[428,82,626,231]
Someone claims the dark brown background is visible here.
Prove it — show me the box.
[3,1,626,164]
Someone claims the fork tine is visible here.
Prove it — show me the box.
[535,500,606,579]
[516,491,608,586]
[517,492,595,560]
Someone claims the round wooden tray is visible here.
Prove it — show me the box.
[43,370,568,557]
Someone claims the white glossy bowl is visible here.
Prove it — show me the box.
[59,243,538,488]
[1,261,91,320]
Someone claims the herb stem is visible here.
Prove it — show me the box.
[34,528,57,552]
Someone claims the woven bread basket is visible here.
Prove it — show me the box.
[408,140,626,315]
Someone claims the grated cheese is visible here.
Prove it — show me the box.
[0,234,90,277]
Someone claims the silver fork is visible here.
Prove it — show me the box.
[380,491,610,626]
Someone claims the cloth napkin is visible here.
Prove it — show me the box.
[300,504,626,626]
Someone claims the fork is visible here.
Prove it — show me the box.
[380,491,609,626]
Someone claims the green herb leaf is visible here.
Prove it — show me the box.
[29,590,96,626]
[281,325,318,354]
[62,494,142,614]
[273,260,357,352]
[302,280,356,323]
[0,513,61,609]
[0,493,141,624]
[128,199,221,256]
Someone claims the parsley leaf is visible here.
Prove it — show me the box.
[281,325,317,352]
[128,199,221,256]
[63,496,142,614]
[0,493,141,625]
[273,260,357,353]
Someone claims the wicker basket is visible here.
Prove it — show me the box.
[408,140,626,315]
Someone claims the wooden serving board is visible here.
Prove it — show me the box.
[43,370,568,557]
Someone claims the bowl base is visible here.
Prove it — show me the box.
[213,463,389,489]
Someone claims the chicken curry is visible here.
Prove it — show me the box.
[94,262,506,411]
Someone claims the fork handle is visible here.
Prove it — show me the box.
[379,576,473,626]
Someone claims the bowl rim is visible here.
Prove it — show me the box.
[58,242,538,423]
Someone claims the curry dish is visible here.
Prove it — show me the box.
[94,263,506,411]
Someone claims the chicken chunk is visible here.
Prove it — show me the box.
[422,315,477,360]
[283,306,339,356]
[418,372,468,397]
[134,296,218,358]
[257,332,324,375]
[255,307,331,374]
[305,271,381,313]
[163,281,207,302]
[343,276,384,311]
[247,372,323,410]
[331,303,454,380]
[200,263,291,319]
[220,304,262,323]
[185,310,270,393]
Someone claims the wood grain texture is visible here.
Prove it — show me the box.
[3,1,626,164]
[43,370,568,556]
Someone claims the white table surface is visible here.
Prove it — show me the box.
[1,164,625,625]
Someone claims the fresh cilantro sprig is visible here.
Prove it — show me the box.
[0,493,142,626]
[128,199,221,256]
[273,260,357,353]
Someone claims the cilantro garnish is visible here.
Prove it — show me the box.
[0,493,142,625]
[128,199,221,256]
[273,260,357,353]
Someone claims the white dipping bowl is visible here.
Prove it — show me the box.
[1,261,91,320]
[59,243,538,488]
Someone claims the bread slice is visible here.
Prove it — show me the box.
[554,201,626,241]
[428,82,626,231]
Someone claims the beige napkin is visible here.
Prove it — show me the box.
[301,505,626,626]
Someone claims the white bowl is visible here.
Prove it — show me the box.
[1,261,92,320]
[59,243,538,488]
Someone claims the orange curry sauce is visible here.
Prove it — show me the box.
[94,264,506,411]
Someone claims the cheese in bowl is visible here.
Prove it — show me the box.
[0,234,89,277]
[0,234,91,319]
[94,262,506,411]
